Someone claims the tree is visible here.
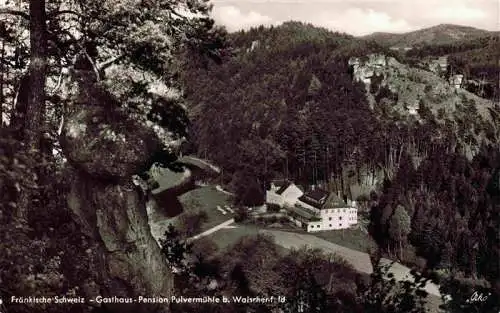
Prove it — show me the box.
[358,251,429,313]
[438,274,500,313]
[159,224,193,272]
[13,0,48,222]
[389,205,411,260]
[176,210,208,237]
[0,1,226,312]
[220,234,282,296]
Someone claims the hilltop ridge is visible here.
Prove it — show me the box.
[361,23,494,47]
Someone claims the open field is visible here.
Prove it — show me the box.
[313,227,376,253]
[254,217,375,254]
[179,186,234,231]
[208,224,261,249]
[152,167,188,192]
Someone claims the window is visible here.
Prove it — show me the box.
[317,225,320,228]
[339,216,342,220]
[329,224,332,227]
[339,223,342,227]
[329,217,332,221]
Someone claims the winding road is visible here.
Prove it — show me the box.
[259,229,441,297]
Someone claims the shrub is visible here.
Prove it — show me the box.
[279,216,289,224]
[267,203,281,213]
[234,207,249,223]
[177,210,209,237]
[437,108,446,119]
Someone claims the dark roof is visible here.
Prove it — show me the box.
[298,189,350,210]
[298,188,329,209]
[275,182,292,195]
[304,188,329,201]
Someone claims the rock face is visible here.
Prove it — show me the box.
[60,69,173,313]
[348,53,500,160]
[62,106,160,180]
[349,54,388,90]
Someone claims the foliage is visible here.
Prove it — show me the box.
[182,23,499,298]
[388,205,412,258]
[234,207,249,223]
[404,34,499,100]
[176,210,209,237]
[159,223,194,273]
[1,0,226,312]
[0,130,95,313]
[370,145,500,284]
[266,203,282,213]
[357,258,429,313]
[182,22,392,197]
[438,274,500,313]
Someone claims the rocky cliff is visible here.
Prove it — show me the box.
[348,54,500,159]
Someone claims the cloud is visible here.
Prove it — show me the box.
[210,0,497,35]
[212,6,275,31]
[316,8,413,35]
[425,3,487,21]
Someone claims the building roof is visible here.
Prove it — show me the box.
[298,189,351,210]
[271,179,290,188]
[276,182,304,195]
[275,182,292,195]
[304,188,329,201]
[289,204,321,222]
[322,193,349,209]
[298,188,329,209]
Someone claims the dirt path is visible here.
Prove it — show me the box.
[260,229,441,297]
[189,218,236,241]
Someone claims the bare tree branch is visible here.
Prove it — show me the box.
[81,47,100,80]
[97,54,125,71]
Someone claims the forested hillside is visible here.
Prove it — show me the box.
[404,35,500,100]
[181,21,500,304]
[181,21,500,202]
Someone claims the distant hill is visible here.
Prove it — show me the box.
[362,24,494,47]
[181,21,500,192]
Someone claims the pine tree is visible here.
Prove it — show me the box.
[388,205,411,260]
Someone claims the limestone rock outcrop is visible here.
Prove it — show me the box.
[60,69,174,313]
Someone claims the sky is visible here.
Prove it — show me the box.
[210,0,500,36]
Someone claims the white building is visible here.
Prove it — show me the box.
[266,180,304,208]
[287,188,357,232]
